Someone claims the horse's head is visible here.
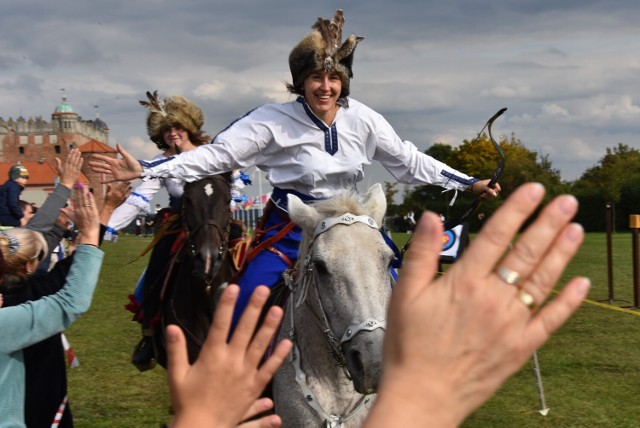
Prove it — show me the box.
[181,173,233,283]
[287,183,393,394]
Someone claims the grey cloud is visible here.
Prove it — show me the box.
[1,0,639,190]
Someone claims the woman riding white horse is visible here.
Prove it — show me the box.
[90,9,500,335]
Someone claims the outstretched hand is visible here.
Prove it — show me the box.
[167,285,293,428]
[89,144,143,183]
[365,183,588,428]
[55,148,84,188]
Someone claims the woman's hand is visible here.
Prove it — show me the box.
[64,183,100,246]
[470,179,501,199]
[55,148,83,188]
[99,181,133,225]
[366,183,588,428]
[167,285,292,428]
[89,144,144,183]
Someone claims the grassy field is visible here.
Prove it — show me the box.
[65,231,640,427]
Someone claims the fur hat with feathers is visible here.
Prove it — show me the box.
[139,91,206,150]
[287,9,364,99]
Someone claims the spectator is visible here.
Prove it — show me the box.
[405,210,416,233]
[0,164,29,226]
[0,184,103,427]
[144,214,155,237]
[19,200,35,227]
[135,216,143,236]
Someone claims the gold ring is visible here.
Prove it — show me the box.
[517,289,536,311]
[84,204,92,207]
[497,267,521,286]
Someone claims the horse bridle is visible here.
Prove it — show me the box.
[183,175,232,287]
[283,213,387,426]
[296,213,387,368]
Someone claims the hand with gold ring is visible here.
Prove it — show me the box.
[365,183,588,428]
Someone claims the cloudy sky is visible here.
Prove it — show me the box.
[1,0,639,202]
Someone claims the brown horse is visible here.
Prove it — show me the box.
[156,172,240,365]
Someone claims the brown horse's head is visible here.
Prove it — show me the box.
[182,173,234,284]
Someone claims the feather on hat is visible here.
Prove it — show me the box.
[139,91,205,149]
[287,9,364,98]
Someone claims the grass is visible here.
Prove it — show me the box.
[64,231,640,427]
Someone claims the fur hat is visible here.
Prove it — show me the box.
[139,91,205,150]
[287,9,364,98]
[8,164,29,180]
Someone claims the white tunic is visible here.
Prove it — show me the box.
[106,154,186,235]
[142,97,477,199]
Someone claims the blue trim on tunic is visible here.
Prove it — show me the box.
[140,156,175,168]
[440,170,480,186]
[297,97,339,155]
[131,192,151,203]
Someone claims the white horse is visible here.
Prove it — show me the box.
[273,184,395,427]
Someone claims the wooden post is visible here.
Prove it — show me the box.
[630,215,640,308]
[605,202,615,303]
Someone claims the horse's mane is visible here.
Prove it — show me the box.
[293,189,372,307]
[307,189,370,218]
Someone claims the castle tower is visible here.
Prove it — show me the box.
[0,92,116,207]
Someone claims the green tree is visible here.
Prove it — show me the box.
[572,143,640,203]
[384,182,401,217]
[571,143,640,231]
[425,143,454,164]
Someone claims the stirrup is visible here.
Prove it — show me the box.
[132,335,157,372]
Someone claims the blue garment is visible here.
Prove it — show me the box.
[0,179,24,226]
[231,200,303,333]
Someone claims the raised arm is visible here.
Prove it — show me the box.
[26,148,82,233]
[364,183,587,427]
[166,285,292,428]
[0,184,103,354]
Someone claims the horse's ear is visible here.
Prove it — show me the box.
[287,194,319,230]
[363,183,387,226]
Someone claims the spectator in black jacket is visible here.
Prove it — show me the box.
[0,164,29,227]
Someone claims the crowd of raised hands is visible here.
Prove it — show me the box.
[164,182,588,427]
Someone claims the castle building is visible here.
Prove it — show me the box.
[0,94,117,208]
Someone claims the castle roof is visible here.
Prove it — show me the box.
[78,139,117,153]
[93,117,109,130]
[53,94,77,117]
[0,160,89,187]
